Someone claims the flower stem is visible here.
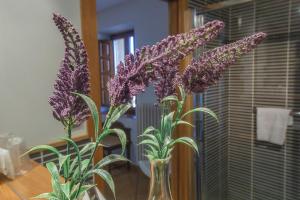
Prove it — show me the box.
[65,123,72,183]
[75,107,113,198]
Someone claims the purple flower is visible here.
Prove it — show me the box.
[153,64,181,102]
[108,20,225,105]
[49,13,90,127]
[182,32,267,94]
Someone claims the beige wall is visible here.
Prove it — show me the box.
[0,0,85,146]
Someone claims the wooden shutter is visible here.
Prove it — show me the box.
[98,40,114,106]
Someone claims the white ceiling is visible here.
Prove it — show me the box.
[96,0,130,12]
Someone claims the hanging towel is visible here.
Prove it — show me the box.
[256,108,291,145]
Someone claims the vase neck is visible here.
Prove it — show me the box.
[148,159,172,200]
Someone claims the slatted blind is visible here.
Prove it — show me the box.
[228,2,255,199]
[193,3,230,200]
[190,0,300,200]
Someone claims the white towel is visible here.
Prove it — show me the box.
[257,108,291,145]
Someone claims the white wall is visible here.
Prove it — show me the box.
[97,0,169,163]
[0,0,84,146]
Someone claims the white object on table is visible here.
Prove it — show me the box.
[0,147,15,178]
[0,133,31,179]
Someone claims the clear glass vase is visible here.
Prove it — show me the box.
[147,158,173,200]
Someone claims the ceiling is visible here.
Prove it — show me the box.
[96,0,130,12]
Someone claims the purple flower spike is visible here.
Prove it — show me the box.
[153,64,181,102]
[108,20,225,105]
[49,13,90,127]
[182,32,267,94]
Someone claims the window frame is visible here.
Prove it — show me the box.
[111,30,136,114]
[111,30,135,56]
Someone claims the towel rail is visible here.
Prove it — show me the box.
[253,107,300,116]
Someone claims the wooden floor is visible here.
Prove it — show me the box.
[103,164,149,200]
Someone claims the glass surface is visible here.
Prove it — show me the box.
[147,159,173,200]
[193,1,300,200]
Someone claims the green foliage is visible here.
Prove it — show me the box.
[86,169,115,199]
[140,85,219,161]
[72,92,100,137]
[106,128,127,155]
[25,94,130,199]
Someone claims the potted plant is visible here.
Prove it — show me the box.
[26,13,266,200]
[106,18,266,199]
[25,14,130,200]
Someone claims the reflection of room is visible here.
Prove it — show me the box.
[0,0,299,200]
[97,1,169,198]
[97,0,168,162]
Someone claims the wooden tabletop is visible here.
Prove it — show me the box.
[0,162,52,200]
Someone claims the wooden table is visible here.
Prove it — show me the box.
[0,162,107,200]
[0,162,52,200]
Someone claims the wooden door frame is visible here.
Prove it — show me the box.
[80,0,195,197]
[80,0,104,190]
[169,0,195,200]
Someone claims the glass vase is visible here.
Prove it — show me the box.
[147,158,173,200]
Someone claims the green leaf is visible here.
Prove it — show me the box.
[161,146,170,159]
[89,169,116,199]
[170,137,199,154]
[61,137,81,180]
[162,146,174,159]
[70,183,95,199]
[79,142,96,156]
[46,162,64,199]
[70,142,96,174]
[145,145,160,159]
[58,155,69,169]
[161,95,179,103]
[72,93,99,136]
[162,111,175,137]
[71,184,95,199]
[139,126,161,142]
[181,107,219,122]
[178,85,186,102]
[172,120,195,128]
[32,192,58,199]
[95,154,128,169]
[58,154,70,178]
[141,126,160,135]
[139,139,160,149]
[108,104,131,127]
[61,137,81,164]
[80,159,90,172]
[139,134,160,145]
[72,159,89,181]
[61,182,71,199]
[106,128,127,154]
[22,145,60,158]
[145,153,155,161]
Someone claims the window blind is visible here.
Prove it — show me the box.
[193,6,230,200]
[190,0,300,200]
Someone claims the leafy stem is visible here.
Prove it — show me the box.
[171,87,186,134]
[74,106,112,198]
